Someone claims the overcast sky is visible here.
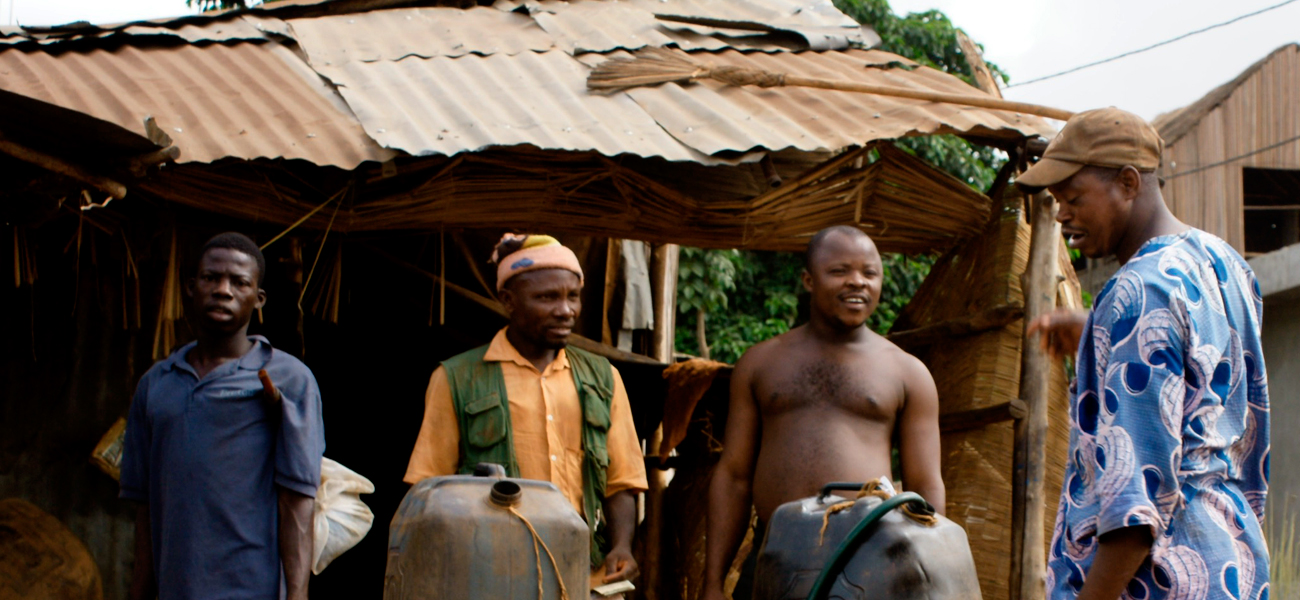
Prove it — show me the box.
[5,0,1299,123]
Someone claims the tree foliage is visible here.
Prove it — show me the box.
[186,0,260,12]
[674,0,1008,363]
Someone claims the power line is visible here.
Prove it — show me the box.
[1007,0,1300,89]
[1166,133,1300,180]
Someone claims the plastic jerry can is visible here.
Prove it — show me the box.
[754,481,982,600]
[384,469,589,600]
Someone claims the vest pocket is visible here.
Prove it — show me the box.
[464,393,506,449]
[581,384,611,430]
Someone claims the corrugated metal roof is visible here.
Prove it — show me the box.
[0,16,286,46]
[606,49,1054,156]
[288,7,555,65]
[317,49,724,163]
[0,40,394,167]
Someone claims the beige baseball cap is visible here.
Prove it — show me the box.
[1017,107,1164,190]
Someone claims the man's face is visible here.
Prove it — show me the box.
[802,232,882,330]
[501,269,582,350]
[187,248,265,336]
[1049,168,1132,260]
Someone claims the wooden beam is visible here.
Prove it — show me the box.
[887,303,1024,350]
[0,135,127,199]
[956,31,1003,98]
[1009,191,1059,600]
[940,399,1027,433]
[360,243,663,366]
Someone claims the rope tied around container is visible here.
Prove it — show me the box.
[817,480,939,546]
[506,506,571,600]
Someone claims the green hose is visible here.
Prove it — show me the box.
[804,491,931,600]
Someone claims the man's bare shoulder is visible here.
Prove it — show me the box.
[735,326,807,367]
[870,337,936,387]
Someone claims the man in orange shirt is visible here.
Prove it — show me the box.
[405,234,648,592]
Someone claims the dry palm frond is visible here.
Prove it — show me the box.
[588,47,1075,121]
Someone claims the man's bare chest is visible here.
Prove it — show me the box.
[754,357,902,420]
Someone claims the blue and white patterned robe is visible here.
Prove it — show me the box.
[1047,229,1270,600]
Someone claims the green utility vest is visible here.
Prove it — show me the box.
[442,343,614,567]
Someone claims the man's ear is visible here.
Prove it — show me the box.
[184,278,196,298]
[1118,165,1143,199]
[801,269,813,293]
[255,288,267,310]
[497,287,514,317]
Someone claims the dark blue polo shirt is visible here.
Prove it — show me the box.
[120,336,325,600]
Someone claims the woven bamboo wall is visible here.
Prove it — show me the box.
[897,198,1080,600]
[1159,44,1300,253]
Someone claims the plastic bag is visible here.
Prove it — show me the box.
[313,457,376,574]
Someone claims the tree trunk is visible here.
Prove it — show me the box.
[695,307,709,359]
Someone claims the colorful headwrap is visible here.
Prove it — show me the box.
[492,234,584,292]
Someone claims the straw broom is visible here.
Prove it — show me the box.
[587,47,1075,122]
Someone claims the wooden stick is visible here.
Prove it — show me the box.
[127,145,181,177]
[588,47,1074,121]
[0,136,127,199]
[939,399,1028,433]
[887,302,1024,350]
[1009,190,1058,600]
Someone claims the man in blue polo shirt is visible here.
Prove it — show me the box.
[120,232,325,600]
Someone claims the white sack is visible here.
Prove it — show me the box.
[312,457,376,574]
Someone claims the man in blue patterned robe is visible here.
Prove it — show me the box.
[1021,107,1270,600]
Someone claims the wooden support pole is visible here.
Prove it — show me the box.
[602,239,622,346]
[0,136,127,199]
[1009,191,1059,600]
[641,243,679,600]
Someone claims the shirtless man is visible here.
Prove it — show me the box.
[703,225,944,600]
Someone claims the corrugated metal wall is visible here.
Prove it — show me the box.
[1161,45,1300,253]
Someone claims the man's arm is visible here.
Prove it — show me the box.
[279,487,314,600]
[403,368,461,484]
[601,489,640,582]
[1074,527,1153,600]
[703,352,762,599]
[129,504,157,600]
[897,355,945,514]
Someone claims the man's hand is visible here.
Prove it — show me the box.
[1026,308,1088,361]
[601,545,640,583]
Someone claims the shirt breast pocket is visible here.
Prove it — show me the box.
[464,393,507,449]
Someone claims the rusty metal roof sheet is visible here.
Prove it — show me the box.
[288,7,555,65]
[0,15,288,46]
[317,49,724,163]
[0,40,394,167]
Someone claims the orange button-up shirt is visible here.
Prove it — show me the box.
[404,328,648,516]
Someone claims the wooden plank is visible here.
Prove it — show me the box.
[956,31,1003,99]
[940,399,1028,433]
[1009,191,1058,600]
[887,302,1024,350]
